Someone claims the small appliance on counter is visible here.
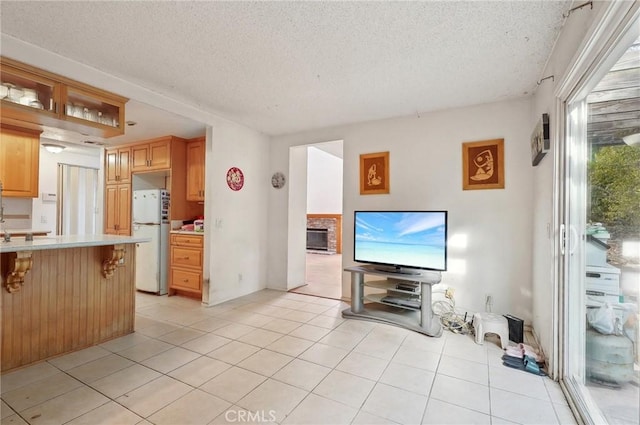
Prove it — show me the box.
[178,215,204,232]
[133,189,170,295]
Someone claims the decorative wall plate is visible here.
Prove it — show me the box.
[226,167,244,191]
[271,172,286,189]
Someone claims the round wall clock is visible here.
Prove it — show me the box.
[226,167,244,191]
[271,172,286,189]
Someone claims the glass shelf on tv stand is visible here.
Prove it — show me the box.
[342,265,443,337]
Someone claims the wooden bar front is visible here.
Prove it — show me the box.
[0,244,136,372]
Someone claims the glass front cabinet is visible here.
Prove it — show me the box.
[0,57,127,138]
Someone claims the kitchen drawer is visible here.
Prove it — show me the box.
[171,268,202,292]
[171,246,202,268]
[170,233,203,247]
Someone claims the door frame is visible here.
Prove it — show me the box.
[553,2,640,423]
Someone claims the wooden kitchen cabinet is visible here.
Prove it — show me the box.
[169,233,203,298]
[104,183,131,235]
[0,57,127,138]
[131,138,173,172]
[0,125,41,197]
[105,147,131,184]
[186,137,205,201]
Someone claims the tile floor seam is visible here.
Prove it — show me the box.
[486,361,493,420]
[419,351,443,423]
[8,364,119,425]
[1,363,88,415]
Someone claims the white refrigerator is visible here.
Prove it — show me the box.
[133,189,170,295]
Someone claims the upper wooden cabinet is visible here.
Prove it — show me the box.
[131,139,172,172]
[105,147,131,184]
[0,57,127,138]
[186,137,205,201]
[0,125,41,198]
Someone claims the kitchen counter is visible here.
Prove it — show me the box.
[1,235,146,372]
[0,234,150,253]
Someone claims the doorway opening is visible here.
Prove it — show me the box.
[290,140,344,299]
[57,163,99,235]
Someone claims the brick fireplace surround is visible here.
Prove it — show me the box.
[306,214,342,254]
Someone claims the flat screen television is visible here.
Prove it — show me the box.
[354,210,448,273]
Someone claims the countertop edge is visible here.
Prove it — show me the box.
[170,230,204,235]
[0,235,151,253]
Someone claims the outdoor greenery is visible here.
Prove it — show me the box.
[588,145,640,241]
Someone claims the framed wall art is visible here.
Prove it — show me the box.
[462,138,504,190]
[360,151,389,195]
[531,113,550,166]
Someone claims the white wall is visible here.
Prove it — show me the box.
[307,146,343,214]
[204,117,270,305]
[270,98,536,320]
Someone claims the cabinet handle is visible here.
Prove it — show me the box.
[179,256,190,260]
[183,279,189,283]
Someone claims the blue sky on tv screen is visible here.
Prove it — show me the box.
[354,212,446,269]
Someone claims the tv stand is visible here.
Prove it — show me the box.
[372,266,421,276]
[342,265,443,337]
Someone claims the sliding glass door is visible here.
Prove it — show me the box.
[560,11,639,424]
[57,163,99,235]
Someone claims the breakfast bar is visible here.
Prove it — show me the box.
[0,234,148,372]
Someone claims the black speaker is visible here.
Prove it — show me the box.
[504,314,524,344]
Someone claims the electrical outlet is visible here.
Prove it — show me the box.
[238,273,243,282]
[40,215,47,224]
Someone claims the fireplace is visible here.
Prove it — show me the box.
[307,228,329,251]
[306,214,341,254]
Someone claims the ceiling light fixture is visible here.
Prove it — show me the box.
[622,132,640,146]
[42,143,66,154]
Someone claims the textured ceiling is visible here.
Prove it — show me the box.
[0,1,571,136]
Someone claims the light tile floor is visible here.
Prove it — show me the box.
[1,290,576,425]
[290,253,343,300]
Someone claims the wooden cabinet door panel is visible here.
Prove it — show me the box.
[105,149,119,184]
[104,185,118,234]
[171,246,202,268]
[186,139,205,201]
[118,148,131,183]
[170,269,202,292]
[117,184,131,235]
[170,234,203,247]
[0,126,40,197]
[131,145,150,171]
[148,140,171,170]
[104,183,131,235]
